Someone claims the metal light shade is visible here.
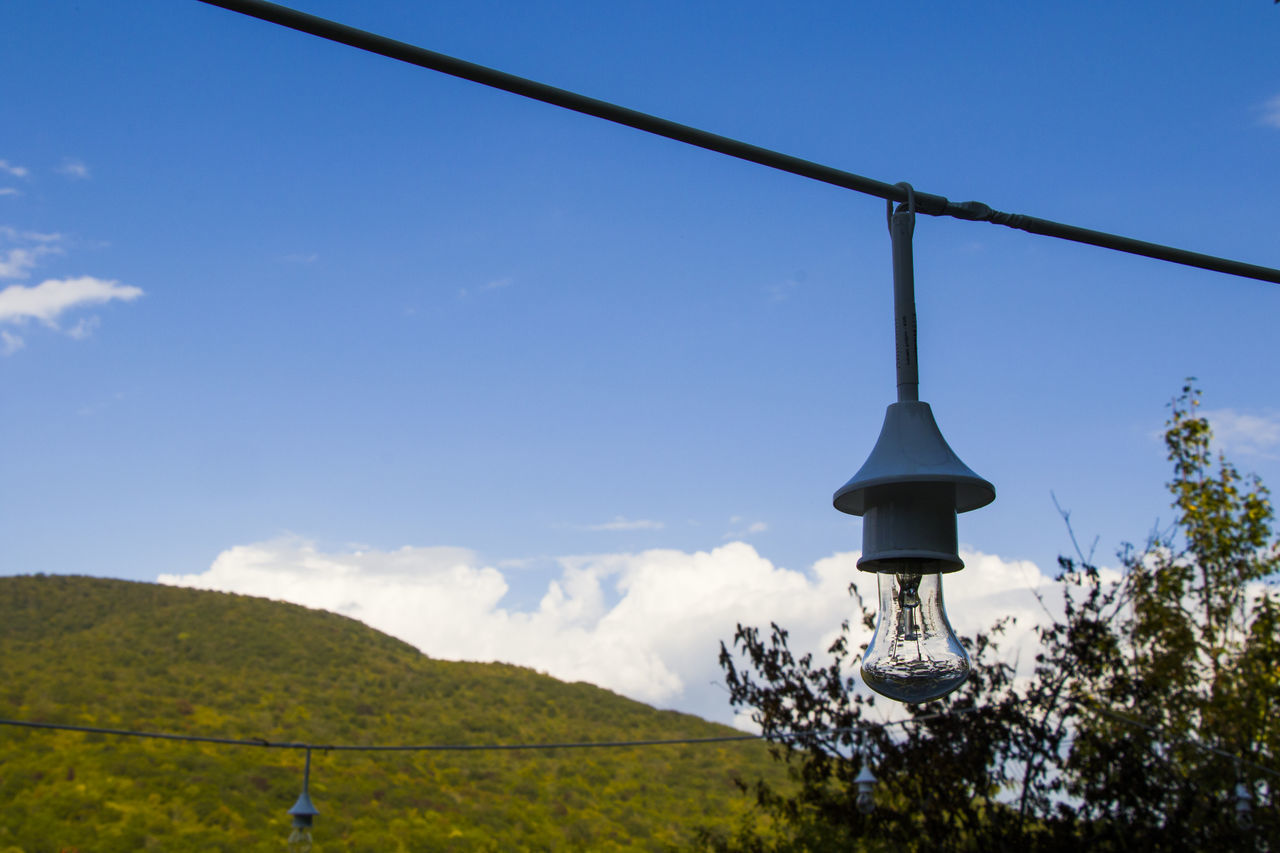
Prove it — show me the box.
[289,789,318,827]
[834,400,994,572]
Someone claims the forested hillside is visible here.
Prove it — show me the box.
[0,575,781,851]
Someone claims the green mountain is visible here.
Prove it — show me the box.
[0,575,782,851]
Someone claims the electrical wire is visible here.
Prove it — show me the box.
[191,0,1280,286]
[0,708,983,835]
[1077,699,1280,781]
[0,710,966,753]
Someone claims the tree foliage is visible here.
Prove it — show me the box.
[704,384,1280,851]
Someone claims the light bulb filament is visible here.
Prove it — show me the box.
[897,572,922,641]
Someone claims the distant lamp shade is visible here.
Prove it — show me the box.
[288,790,317,852]
[854,758,877,815]
[288,749,319,852]
[1236,781,1253,829]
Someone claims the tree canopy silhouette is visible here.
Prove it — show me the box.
[704,384,1279,852]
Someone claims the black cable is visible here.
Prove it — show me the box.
[0,711,967,753]
[191,0,1280,286]
[1078,700,1280,781]
[15,704,1272,776]
[0,718,298,748]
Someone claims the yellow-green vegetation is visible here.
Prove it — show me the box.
[0,575,782,851]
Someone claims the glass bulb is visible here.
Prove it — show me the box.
[860,569,969,703]
[287,826,314,853]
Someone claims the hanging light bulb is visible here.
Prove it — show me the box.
[833,187,994,704]
[287,749,319,853]
[834,415,985,703]
[1235,781,1253,830]
[288,819,315,853]
[854,757,877,814]
[861,568,968,703]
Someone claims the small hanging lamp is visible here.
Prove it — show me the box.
[287,748,319,852]
[1235,780,1253,829]
[854,757,877,814]
[834,185,995,704]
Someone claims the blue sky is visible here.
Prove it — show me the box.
[4,1,1278,723]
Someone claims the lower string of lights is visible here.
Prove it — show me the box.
[1,702,1271,846]
[0,712,960,845]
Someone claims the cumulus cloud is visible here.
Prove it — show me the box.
[1205,408,1280,459]
[158,539,1057,725]
[1262,94,1280,129]
[0,160,28,178]
[0,276,142,327]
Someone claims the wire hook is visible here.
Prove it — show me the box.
[886,182,916,231]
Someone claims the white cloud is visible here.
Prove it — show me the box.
[0,276,143,326]
[0,249,40,279]
[723,517,768,539]
[0,246,64,279]
[66,316,101,340]
[0,160,28,178]
[1205,408,1280,459]
[581,516,665,532]
[158,539,1057,725]
[0,227,62,244]
[0,232,136,350]
[1,330,24,355]
[1261,94,1280,129]
[0,231,65,279]
[56,159,89,180]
